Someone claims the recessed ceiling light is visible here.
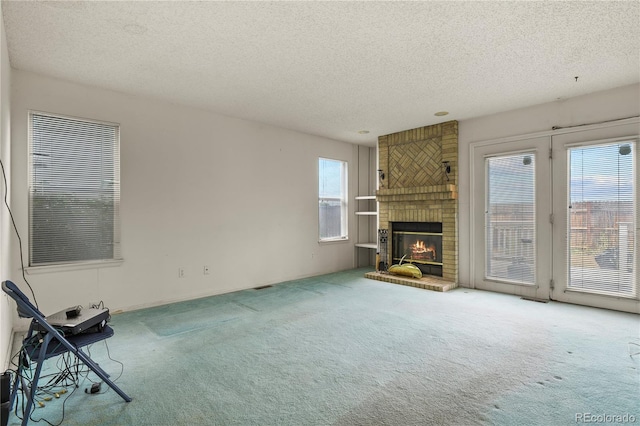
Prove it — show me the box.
[358,130,370,134]
[434,111,449,117]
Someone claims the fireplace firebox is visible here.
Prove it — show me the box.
[391,222,443,277]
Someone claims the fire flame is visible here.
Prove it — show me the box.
[410,240,436,260]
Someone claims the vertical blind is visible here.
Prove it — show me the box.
[568,141,635,296]
[485,153,536,284]
[29,112,121,266]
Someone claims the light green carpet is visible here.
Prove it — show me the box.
[8,268,640,425]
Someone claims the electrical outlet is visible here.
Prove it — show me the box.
[203,265,210,275]
[178,268,185,278]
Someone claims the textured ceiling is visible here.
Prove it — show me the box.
[2,1,639,146]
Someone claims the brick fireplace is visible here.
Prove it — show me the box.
[366,121,458,291]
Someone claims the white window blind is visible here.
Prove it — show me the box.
[568,141,636,296]
[485,153,536,284]
[29,112,121,266]
[319,158,348,241]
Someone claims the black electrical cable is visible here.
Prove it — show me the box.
[16,352,82,426]
[103,340,125,382]
[18,340,124,425]
[0,157,39,308]
[10,337,85,425]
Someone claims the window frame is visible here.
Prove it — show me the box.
[318,157,348,242]
[27,110,122,269]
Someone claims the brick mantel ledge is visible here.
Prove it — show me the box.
[376,184,457,202]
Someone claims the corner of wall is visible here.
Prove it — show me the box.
[1,4,15,371]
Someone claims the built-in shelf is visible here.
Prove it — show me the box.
[355,146,378,267]
[355,194,377,251]
[355,243,377,249]
[355,196,377,215]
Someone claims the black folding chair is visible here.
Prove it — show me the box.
[2,280,131,426]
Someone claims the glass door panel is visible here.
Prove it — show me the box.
[486,153,536,285]
[567,142,636,297]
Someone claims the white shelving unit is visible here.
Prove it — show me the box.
[354,143,378,271]
[355,195,377,250]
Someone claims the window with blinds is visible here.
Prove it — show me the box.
[29,112,121,266]
[568,141,636,297]
[319,158,348,241]
[485,153,536,284]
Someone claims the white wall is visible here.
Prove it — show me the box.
[9,70,360,319]
[1,7,14,369]
[458,83,640,287]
